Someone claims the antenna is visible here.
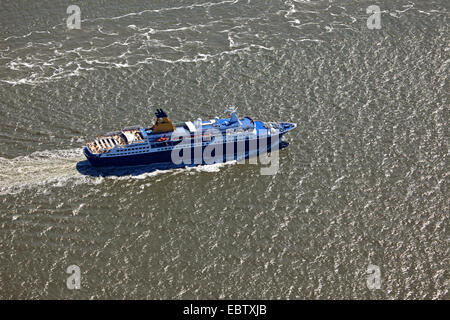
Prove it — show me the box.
[224,105,238,114]
[225,105,240,124]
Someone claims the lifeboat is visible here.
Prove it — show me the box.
[154,136,169,142]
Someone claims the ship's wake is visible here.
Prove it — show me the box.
[0,148,85,195]
[0,148,238,195]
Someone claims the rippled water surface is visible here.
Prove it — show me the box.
[0,0,448,299]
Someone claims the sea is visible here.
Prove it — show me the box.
[0,0,448,299]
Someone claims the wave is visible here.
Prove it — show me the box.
[0,148,84,195]
[0,0,315,85]
[0,148,237,195]
[2,0,432,86]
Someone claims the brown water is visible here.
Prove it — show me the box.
[0,0,448,299]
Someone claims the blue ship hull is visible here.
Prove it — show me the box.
[84,135,283,167]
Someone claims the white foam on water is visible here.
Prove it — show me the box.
[0,0,279,86]
[105,160,237,181]
[186,160,238,173]
[0,148,85,195]
[0,147,240,195]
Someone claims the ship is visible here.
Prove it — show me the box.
[83,108,296,167]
